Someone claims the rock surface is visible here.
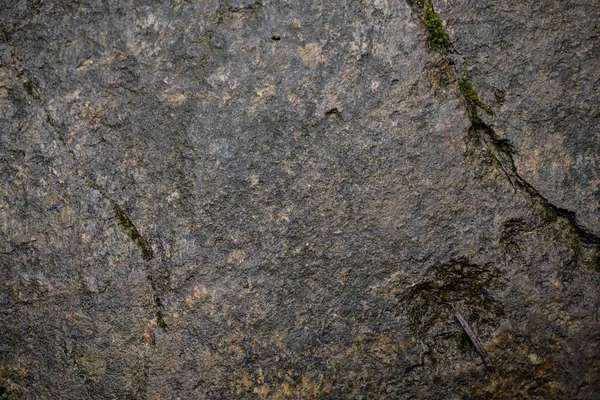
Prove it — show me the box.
[0,0,598,398]
[435,0,600,237]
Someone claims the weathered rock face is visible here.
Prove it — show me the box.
[0,0,598,399]
[435,0,600,237]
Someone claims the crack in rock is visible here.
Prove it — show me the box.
[470,117,600,246]
[408,0,600,248]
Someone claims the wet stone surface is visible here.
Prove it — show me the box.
[1,0,599,398]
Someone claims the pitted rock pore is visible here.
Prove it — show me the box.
[1,1,599,399]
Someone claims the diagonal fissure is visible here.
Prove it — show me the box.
[407,0,600,247]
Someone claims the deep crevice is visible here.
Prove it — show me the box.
[407,0,600,248]
[471,117,600,246]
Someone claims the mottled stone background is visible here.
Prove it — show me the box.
[1,0,599,398]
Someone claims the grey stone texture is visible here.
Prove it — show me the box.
[435,0,600,237]
[0,0,599,398]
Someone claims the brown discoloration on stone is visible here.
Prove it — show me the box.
[298,43,326,68]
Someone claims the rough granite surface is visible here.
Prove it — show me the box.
[0,0,599,399]
[435,0,600,237]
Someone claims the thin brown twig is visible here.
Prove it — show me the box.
[455,312,493,369]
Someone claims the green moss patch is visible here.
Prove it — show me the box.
[114,204,154,261]
[459,79,495,116]
[412,1,450,50]
[423,3,450,49]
